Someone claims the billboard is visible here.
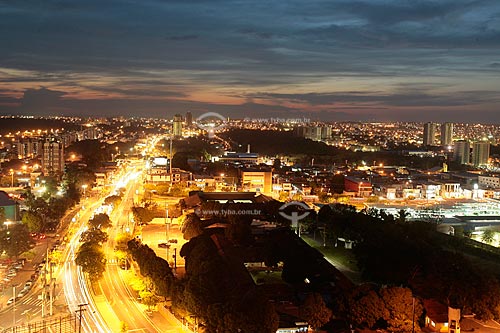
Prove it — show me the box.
[153,157,169,166]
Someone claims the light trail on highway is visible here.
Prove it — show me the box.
[63,202,112,333]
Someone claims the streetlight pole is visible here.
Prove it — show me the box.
[82,184,87,199]
[165,205,170,241]
[10,169,14,187]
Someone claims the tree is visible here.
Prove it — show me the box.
[300,293,332,331]
[379,286,422,333]
[279,191,289,202]
[104,195,122,208]
[80,228,109,244]
[132,206,155,225]
[481,229,495,244]
[40,176,58,199]
[88,213,112,229]
[272,158,281,170]
[225,222,252,247]
[396,209,409,223]
[0,223,35,258]
[47,196,73,221]
[169,183,187,197]
[75,242,106,282]
[21,211,43,232]
[119,321,128,333]
[139,290,159,310]
[181,213,203,240]
[115,233,132,252]
[347,288,388,328]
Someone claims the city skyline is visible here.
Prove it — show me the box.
[1,1,500,122]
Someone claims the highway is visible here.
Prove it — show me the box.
[95,161,185,332]
[63,197,110,333]
[1,154,187,332]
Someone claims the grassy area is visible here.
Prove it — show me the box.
[302,235,364,284]
[250,270,286,285]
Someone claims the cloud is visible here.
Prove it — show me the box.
[20,87,66,109]
[167,35,199,41]
[249,89,500,108]
[0,1,499,121]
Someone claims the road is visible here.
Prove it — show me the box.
[1,158,188,332]
[63,197,110,333]
[97,162,185,332]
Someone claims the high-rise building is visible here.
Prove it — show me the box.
[471,142,490,166]
[423,122,437,146]
[296,126,324,141]
[321,126,332,140]
[440,122,453,146]
[185,111,193,127]
[42,137,64,176]
[17,138,42,159]
[173,114,183,137]
[453,140,470,165]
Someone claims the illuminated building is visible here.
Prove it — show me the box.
[173,114,183,137]
[41,137,64,176]
[471,141,490,166]
[185,111,193,127]
[440,122,453,146]
[423,122,437,146]
[240,168,272,193]
[453,140,470,165]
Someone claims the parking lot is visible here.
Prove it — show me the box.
[140,218,186,274]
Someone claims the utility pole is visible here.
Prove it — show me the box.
[412,297,415,333]
[76,303,88,333]
[169,134,173,176]
[49,262,55,316]
[12,285,16,328]
[41,246,49,317]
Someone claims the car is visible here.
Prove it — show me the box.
[119,259,130,270]
[7,297,14,306]
[18,290,27,298]
[158,243,170,248]
[7,271,16,278]
[24,281,33,289]
[168,239,178,244]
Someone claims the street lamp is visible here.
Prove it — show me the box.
[82,184,88,199]
[165,206,170,241]
[4,220,12,230]
[10,169,14,187]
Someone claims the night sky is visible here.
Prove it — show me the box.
[1,1,499,122]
